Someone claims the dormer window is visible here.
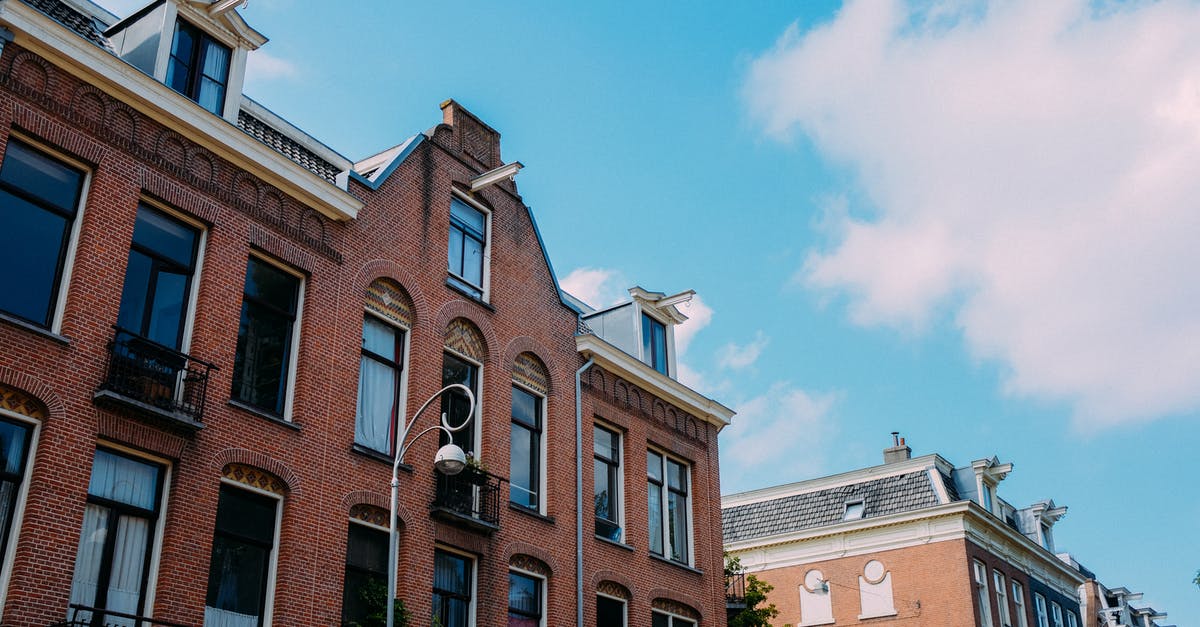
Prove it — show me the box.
[641,313,667,375]
[166,20,231,114]
[843,498,865,521]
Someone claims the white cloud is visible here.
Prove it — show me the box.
[718,331,769,370]
[560,267,628,310]
[245,50,300,85]
[673,294,712,356]
[748,0,1200,427]
[720,384,839,493]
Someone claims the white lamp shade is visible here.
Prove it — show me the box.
[434,444,467,475]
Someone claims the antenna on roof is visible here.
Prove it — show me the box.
[891,431,900,447]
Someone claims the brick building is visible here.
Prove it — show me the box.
[0,1,733,626]
[723,437,1087,627]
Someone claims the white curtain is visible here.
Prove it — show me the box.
[89,452,157,510]
[355,355,395,452]
[204,606,259,627]
[103,516,149,627]
[68,504,108,622]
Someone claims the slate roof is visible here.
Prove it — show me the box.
[723,470,942,544]
[20,0,343,184]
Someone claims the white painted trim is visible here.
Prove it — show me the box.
[508,566,547,627]
[362,310,409,456]
[449,191,491,302]
[593,420,625,542]
[244,251,305,421]
[0,2,362,220]
[647,447,694,567]
[215,478,283,627]
[135,197,207,357]
[348,515,389,534]
[442,348,483,459]
[434,544,477,627]
[596,592,627,627]
[511,380,548,515]
[652,608,697,626]
[576,334,733,428]
[0,409,40,616]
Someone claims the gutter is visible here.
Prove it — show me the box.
[575,357,594,627]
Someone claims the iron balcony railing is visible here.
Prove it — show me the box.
[431,466,503,530]
[726,569,747,605]
[96,326,217,427]
[48,603,191,627]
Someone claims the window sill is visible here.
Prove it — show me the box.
[509,503,555,524]
[649,552,703,575]
[0,312,71,345]
[350,444,413,473]
[857,612,898,621]
[227,399,301,431]
[594,534,635,552]
[444,278,495,311]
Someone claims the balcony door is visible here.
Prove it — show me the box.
[116,205,200,351]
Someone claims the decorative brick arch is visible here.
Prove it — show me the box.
[341,489,410,526]
[502,336,559,393]
[352,260,430,328]
[650,590,703,620]
[591,570,636,600]
[154,129,188,170]
[69,84,107,127]
[0,367,64,420]
[213,448,300,495]
[9,51,53,95]
[186,146,217,185]
[106,101,140,148]
[434,302,498,364]
[503,542,558,575]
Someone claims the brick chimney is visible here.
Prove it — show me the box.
[439,99,501,168]
[883,432,912,464]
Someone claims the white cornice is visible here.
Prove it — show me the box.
[576,333,733,428]
[0,1,362,221]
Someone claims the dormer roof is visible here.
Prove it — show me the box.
[106,0,266,49]
[629,286,693,325]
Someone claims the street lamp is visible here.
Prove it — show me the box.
[387,383,475,627]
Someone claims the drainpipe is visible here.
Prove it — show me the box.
[575,357,594,627]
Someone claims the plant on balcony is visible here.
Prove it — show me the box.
[460,454,490,485]
[343,578,409,627]
[725,553,779,627]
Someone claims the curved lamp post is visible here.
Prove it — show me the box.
[387,383,475,627]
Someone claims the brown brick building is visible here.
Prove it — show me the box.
[0,1,733,626]
[723,438,1087,627]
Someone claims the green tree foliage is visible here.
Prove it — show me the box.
[726,553,780,627]
[342,578,409,627]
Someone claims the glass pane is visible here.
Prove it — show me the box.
[243,258,299,313]
[201,38,230,83]
[69,503,111,611]
[593,459,611,521]
[434,550,469,595]
[597,597,624,627]
[105,514,151,619]
[450,198,485,235]
[232,301,292,414]
[214,486,276,544]
[198,79,226,115]
[0,141,84,212]
[509,422,535,508]
[133,207,197,268]
[648,483,663,555]
[148,270,187,348]
[355,355,397,453]
[668,490,687,562]
[448,227,464,276]
[0,190,70,326]
[346,524,388,574]
[667,459,686,492]
[166,59,191,93]
[88,450,159,510]
[511,387,538,428]
[647,451,662,482]
[341,567,384,626]
[441,354,476,453]
[461,236,483,287]
[593,426,616,460]
[0,420,30,475]
[205,534,269,615]
[652,613,669,627]
[362,316,398,358]
[508,572,540,615]
[116,251,152,335]
[170,22,195,64]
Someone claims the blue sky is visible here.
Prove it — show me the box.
[102,0,1198,620]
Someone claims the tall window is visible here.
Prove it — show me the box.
[433,549,473,627]
[447,197,487,299]
[507,571,543,627]
[652,611,696,627]
[0,417,32,574]
[232,257,301,417]
[116,205,200,350]
[166,20,231,115]
[356,316,405,453]
[641,314,667,375]
[1050,602,1064,627]
[973,560,992,627]
[593,425,621,540]
[994,571,1010,627]
[341,522,389,626]
[69,449,165,625]
[1065,610,1078,627]
[1034,593,1049,627]
[0,139,86,329]
[509,386,542,510]
[1012,581,1028,627]
[204,484,278,627]
[647,450,690,564]
[597,596,625,627]
[441,353,479,455]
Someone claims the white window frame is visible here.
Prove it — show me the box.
[993,570,1010,627]
[212,478,283,627]
[843,498,865,521]
[443,348,483,459]
[652,608,697,627]
[1012,581,1028,627]
[1034,593,1049,627]
[151,2,247,122]
[357,311,410,454]
[508,566,546,627]
[973,560,992,627]
[596,592,627,627]
[647,447,693,566]
[1050,601,1064,627]
[136,197,208,358]
[0,409,41,613]
[1065,609,1078,627]
[593,422,624,542]
[637,309,672,376]
[236,252,305,421]
[0,134,92,335]
[509,381,547,514]
[448,191,491,302]
[433,544,477,627]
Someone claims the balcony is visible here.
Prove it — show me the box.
[726,569,747,608]
[93,327,217,431]
[49,603,191,627]
[430,466,504,534]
